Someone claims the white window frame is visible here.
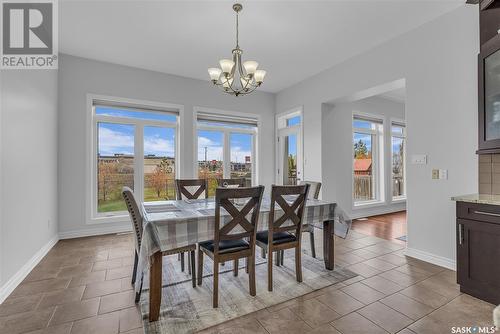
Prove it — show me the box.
[193,107,259,186]
[352,113,385,208]
[86,94,183,224]
[391,119,407,202]
[275,107,304,184]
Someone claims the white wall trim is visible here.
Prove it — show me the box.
[0,235,59,304]
[58,224,132,240]
[405,247,456,271]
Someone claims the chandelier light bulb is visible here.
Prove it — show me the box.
[219,59,235,74]
[243,61,258,75]
[208,68,222,81]
[254,70,266,83]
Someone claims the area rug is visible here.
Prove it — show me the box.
[139,247,357,334]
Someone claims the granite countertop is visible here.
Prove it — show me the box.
[451,193,500,206]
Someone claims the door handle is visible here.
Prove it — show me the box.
[473,210,500,217]
[458,223,464,245]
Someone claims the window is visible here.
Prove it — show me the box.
[391,122,406,200]
[353,116,384,205]
[276,110,303,185]
[91,100,179,220]
[196,111,258,196]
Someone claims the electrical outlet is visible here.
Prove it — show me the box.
[432,169,439,179]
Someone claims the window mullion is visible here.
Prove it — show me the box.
[223,130,231,179]
[135,125,144,202]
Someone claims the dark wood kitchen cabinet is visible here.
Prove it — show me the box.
[456,201,500,304]
[477,0,500,153]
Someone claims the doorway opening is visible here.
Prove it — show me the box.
[276,109,303,185]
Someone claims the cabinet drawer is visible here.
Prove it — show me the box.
[456,201,500,224]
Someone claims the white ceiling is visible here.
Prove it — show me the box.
[59,0,466,93]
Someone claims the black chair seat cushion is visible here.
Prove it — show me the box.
[256,231,296,245]
[199,239,250,254]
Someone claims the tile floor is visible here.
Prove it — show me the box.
[0,229,496,334]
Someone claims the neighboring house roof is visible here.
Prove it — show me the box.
[354,159,372,172]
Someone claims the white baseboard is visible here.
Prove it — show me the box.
[59,224,132,239]
[0,235,59,304]
[404,247,456,271]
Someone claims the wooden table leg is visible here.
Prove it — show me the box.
[323,220,335,270]
[149,251,162,322]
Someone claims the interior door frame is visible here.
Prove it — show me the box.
[275,107,304,185]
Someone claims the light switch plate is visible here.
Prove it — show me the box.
[432,169,439,179]
[411,154,427,165]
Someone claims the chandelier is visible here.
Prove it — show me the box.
[207,3,266,96]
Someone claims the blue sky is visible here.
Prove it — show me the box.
[197,130,253,163]
[97,107,175,157]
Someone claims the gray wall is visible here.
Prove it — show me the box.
[58,54,275,237]
[276,5,479,267]
[0,71,59,288]
[322,96,406,220]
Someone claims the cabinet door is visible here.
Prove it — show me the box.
[457,218,500,304]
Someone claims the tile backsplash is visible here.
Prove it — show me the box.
[479,154,500,194]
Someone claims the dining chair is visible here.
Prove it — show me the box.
[217,178,246,188]
[255,184,310,291]
[299,181,321,258]
[175,179,208,272]
[197,185,264,308]
[122,187,197,303]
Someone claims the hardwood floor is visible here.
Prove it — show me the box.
[352,211,407,245]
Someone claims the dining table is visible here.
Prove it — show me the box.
[136,196,351,322]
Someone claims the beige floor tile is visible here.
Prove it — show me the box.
[379,293,434,320]
[106,266,134,281]
[57,263,93,278]
[256,307,313,334]
[288,298,341,328]
[357,301,413,333]
[376,254,409,267]
[68,271,107,287]
[399,285,451,309]
[118,307,143,332]
[0,294,42,317]
[362,258,398,271]
[396,329,416,334]
[10,278,70,298]
[38,286,85,308]
[315,290,364,315]
[346,262,381,278]
[92,259,123,272]
[360,276,404,295]
[378,269,423,287]
[331,312,388,334]
[49,298,100,325]
[0,307,55,334]
[413,275,461,299]
[83,279,123,299]
[71,311,120,334]
[394,265,434,280]
[26,323,73,334]
[306,324,342,333]
[99,290,136,314]
[340,282,386,304]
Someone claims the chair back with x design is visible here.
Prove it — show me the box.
[269,184,310,238]
[175,179,208,200]
[213,186,265,253]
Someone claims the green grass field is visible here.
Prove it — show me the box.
[98,187,176,213]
